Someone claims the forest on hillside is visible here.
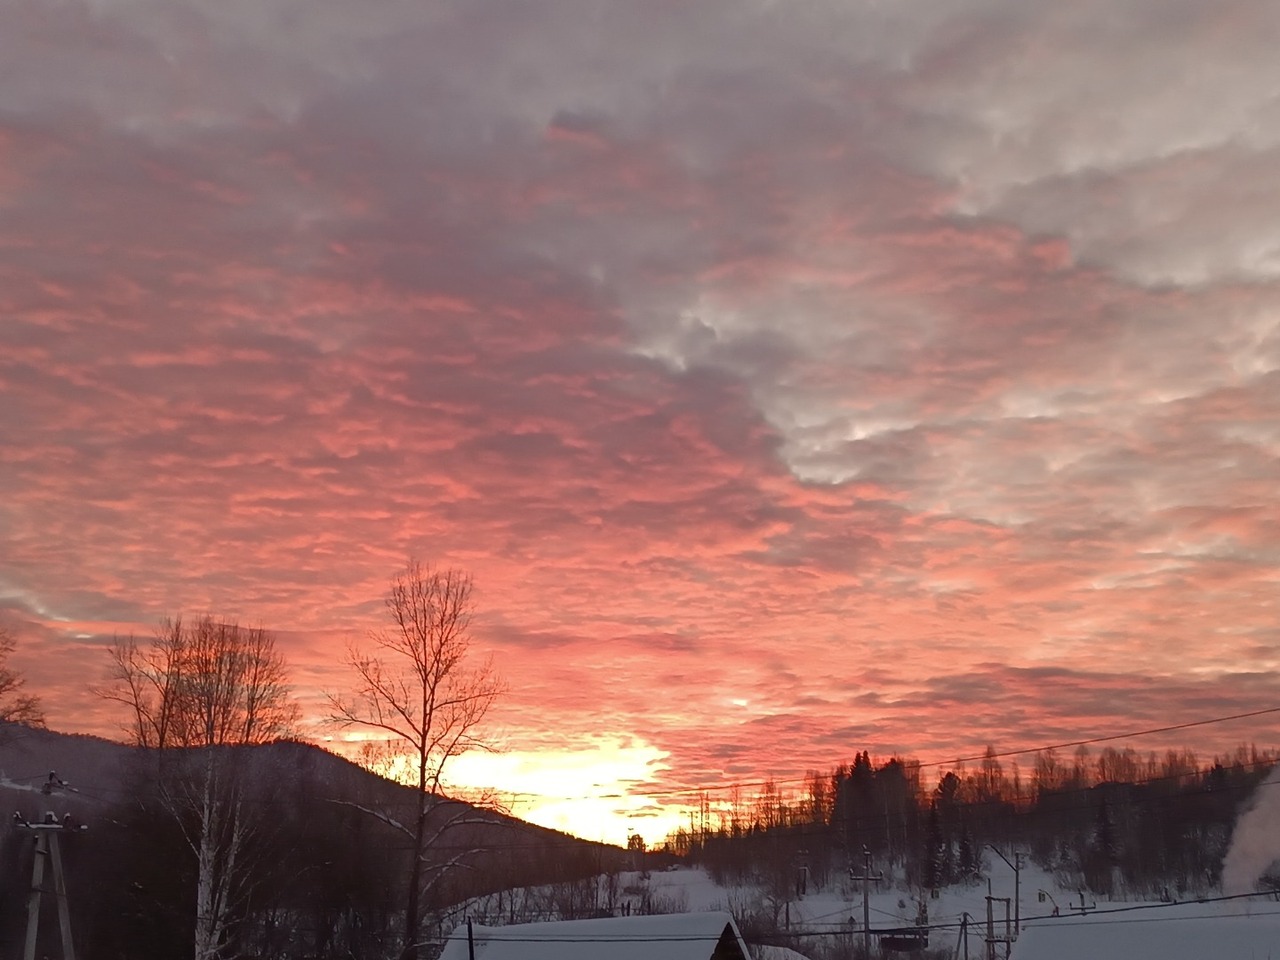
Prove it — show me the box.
[660,743,1277,903]
[0,737,626,959]
[3,726,1275,959]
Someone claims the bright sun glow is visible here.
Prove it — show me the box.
[447,737,687,847]
[330,734,690,848]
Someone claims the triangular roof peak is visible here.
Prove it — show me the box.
[437,910,752,960]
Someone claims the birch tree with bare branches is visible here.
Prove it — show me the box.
[329,561,504,960]
[0,625,44,728]
[103,616,297,960]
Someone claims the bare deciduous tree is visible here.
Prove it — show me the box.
[103,616,297,960]
[0,625,44,727]
[329,561,504,960]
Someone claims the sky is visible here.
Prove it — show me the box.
[3,0,1280,844]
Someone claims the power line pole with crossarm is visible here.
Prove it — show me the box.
[850,846,883,958]
[15,772,86,960]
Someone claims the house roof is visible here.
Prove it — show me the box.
[1011,909,1280,960]
[753,946,814,960]
[437,910,752,960]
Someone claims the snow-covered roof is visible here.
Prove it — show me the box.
[437,910,752,960]
[1011,908,1280,960]
[752,945,814,960]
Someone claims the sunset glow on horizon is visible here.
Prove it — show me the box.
[5,0,1280,847]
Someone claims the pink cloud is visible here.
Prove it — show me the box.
[2,0,1280,830]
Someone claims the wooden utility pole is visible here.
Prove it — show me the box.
[986,844,1022,936]
[850,846,883,958]
[983,880,1012,960]
[985,878,994,960]
[983,885,1013,960]
[1014,854,1021,935]
[17,811,83,960]
[16,772,85,960]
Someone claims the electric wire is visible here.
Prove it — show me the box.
[8,704,1278,857]
[425,894,1280,944]
[572,704,1280,801]
[17,701,1271,809]
[29,743,1279,855]
[740,890,1280,938]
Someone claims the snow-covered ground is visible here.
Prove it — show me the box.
[452,861,1280,959]
[642,863,1280,959]
[643,859,1059,948]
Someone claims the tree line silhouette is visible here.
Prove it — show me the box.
[661,743,1276,901]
